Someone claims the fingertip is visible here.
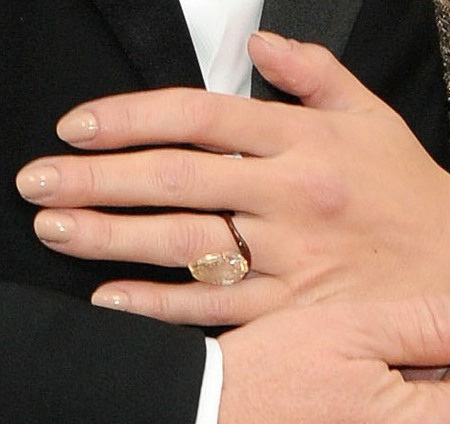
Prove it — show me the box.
[34,209,77,244]
[16,164,60,203]
[249,31,293,51]
[91,286,130,312]
[56,108,99,145]
[248,31,293,69]
[248,31,305,99]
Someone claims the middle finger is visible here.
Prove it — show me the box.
[16,149,272,213]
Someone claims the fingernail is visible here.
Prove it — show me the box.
[91,288,130,312]
[57,109,98,143]
[34,211,76,243]
[252,31,292,50]
[16,166,60,201]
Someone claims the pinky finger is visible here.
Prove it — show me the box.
[91,277,287,326]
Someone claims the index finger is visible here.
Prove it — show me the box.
[56,88,303,156]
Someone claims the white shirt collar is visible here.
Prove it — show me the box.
[179,0,264,96]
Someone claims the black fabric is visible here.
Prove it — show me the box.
[0,0,449,422]
[0,0,204,298]
[91,0,204,89]
[254,0,450,172]
[342,0,450,169]
[253,0,362,103]
[0,282,205,424]
[260,0,362,57]
[0,1,206,422]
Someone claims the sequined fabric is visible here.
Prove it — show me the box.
[434,0,450,102]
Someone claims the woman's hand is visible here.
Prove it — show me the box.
[16,32,450,325]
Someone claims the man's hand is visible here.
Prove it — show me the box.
[15,32,450,325]
[218,295,450,423]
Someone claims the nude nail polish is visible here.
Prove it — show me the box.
[252,31,292,50]
[16,166,59,201]
[56,109,98,143]
[91,289,130,312]
[34,211,76,243]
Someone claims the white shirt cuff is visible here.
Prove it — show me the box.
[195,337,223,424]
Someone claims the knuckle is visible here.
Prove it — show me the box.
[144,290,172,318]
[165,219,210,265]
[300,45,338,96]
[200,292,235,325]
[153,151,198,198]
[306,174,349,218]
[122,98,150,134]
[80,160,105,198]
[178,91,217,139]
[91,217,116,255]
[312,44,337,70]
[283,168,349,219]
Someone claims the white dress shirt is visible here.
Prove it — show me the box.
[178,1,264,423]
[179,0,264,96]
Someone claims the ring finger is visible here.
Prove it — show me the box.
[34,209,277,275]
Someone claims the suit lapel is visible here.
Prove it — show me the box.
[91,0,363,102]
[253,0,363,101]
[91,0,204,89]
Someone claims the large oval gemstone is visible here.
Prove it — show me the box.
[188,252,249,285]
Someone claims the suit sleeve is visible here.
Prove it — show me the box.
[0,281,206,424]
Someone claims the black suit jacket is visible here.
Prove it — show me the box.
[0,0,448,422]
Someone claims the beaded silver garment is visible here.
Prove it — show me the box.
[435,0,450,102]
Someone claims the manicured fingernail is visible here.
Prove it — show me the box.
[91,288,130,312]
[16,166,60,201]
[57,109,98,143]
[252,31,292,50]
[34,211,76,243]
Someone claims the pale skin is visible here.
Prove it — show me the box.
[14,31,450,420]
[217,296,450,423]
[16,32,450,325]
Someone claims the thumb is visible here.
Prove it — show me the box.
[248,31,384,111]
[364,296,450,421]
[360,296,450,367]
